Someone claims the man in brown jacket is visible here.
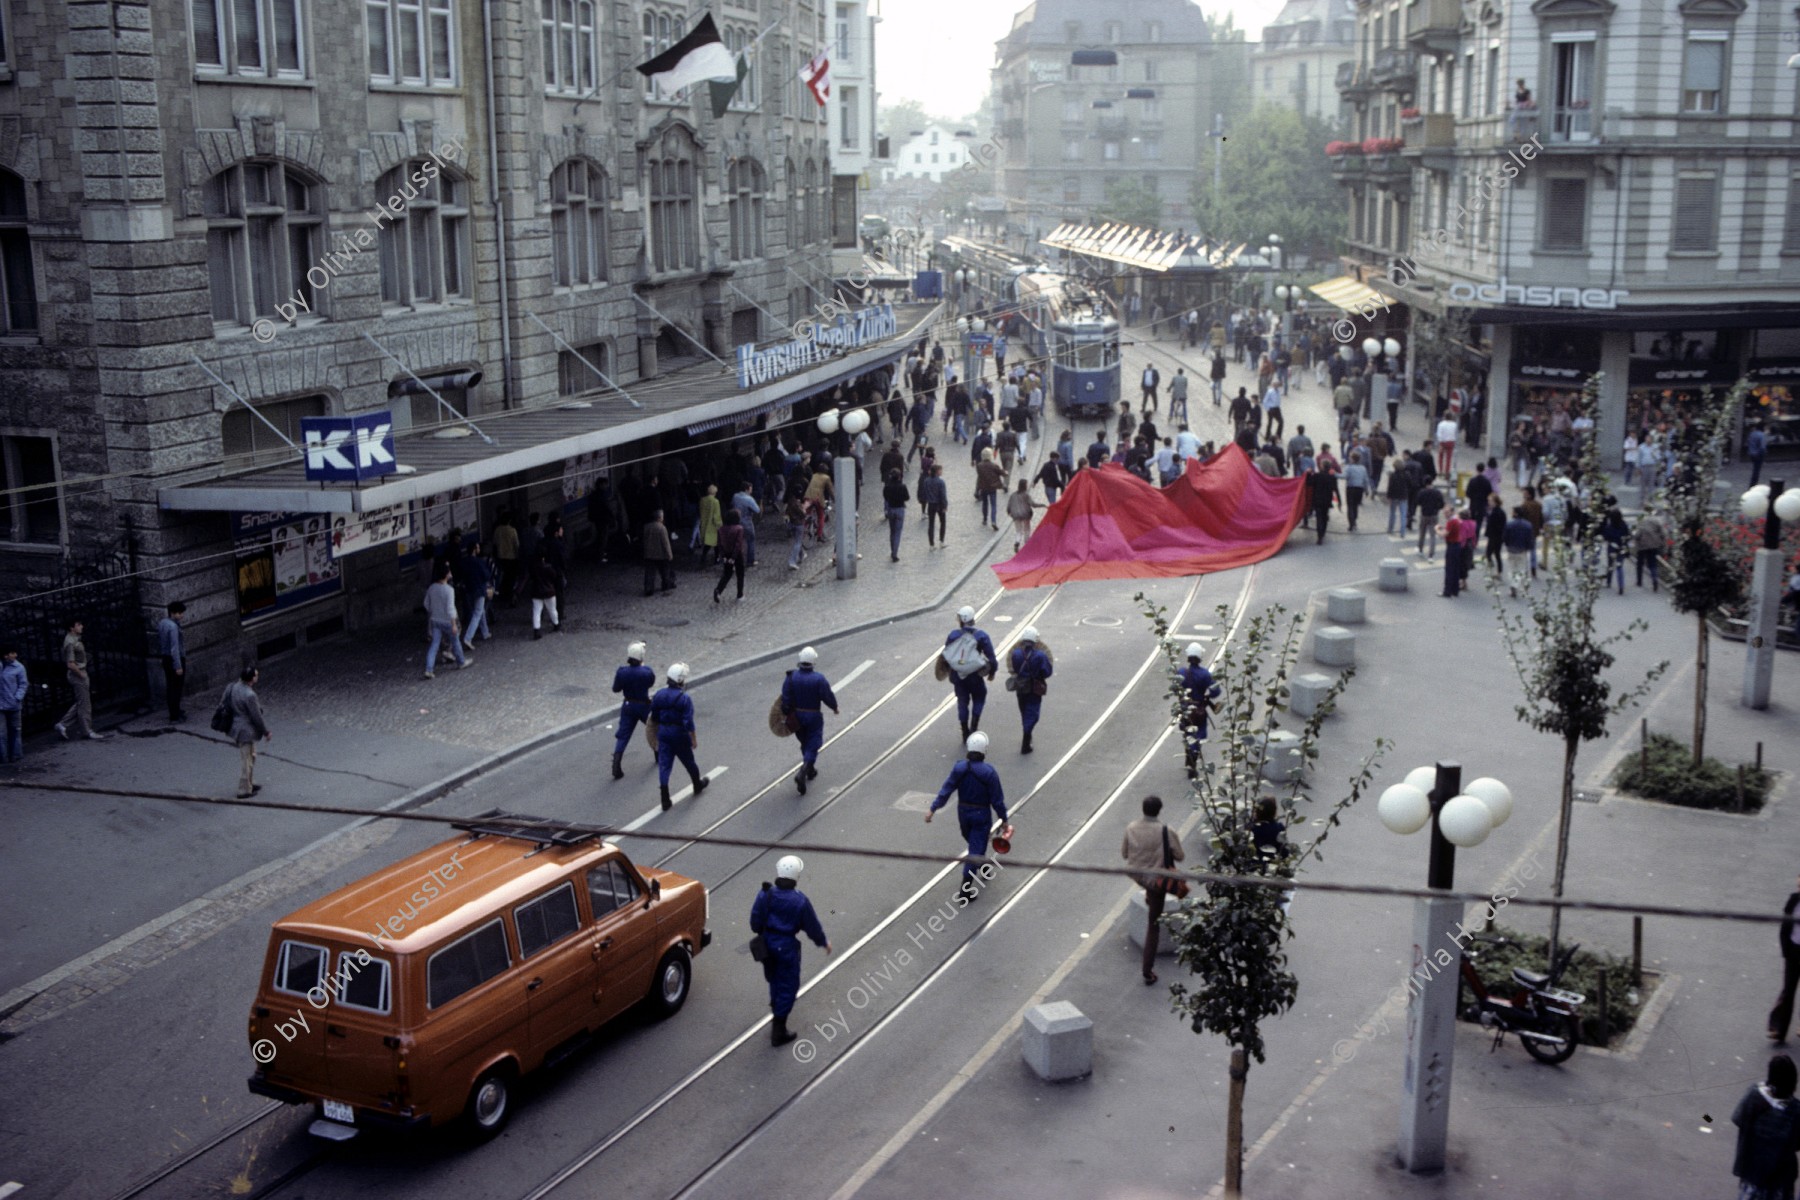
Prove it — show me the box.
[642,509,675,596]
[1122,795,1184,985]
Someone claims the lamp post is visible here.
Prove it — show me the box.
[957,315,987,392]
[1378,764,1514,1174]
[819,408,867,580]
[1741,480,1800,708]
[953,267,968,316]
[1364,335,1402,422]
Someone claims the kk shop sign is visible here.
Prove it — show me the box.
[301,411,397,484]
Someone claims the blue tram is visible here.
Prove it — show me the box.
[1013,270,1121,420]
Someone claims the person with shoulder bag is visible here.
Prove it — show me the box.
[1122,796,1185,985]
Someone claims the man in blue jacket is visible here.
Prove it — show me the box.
[610,641,655,779]
[156,601,187,722]
[751,855,831,1047]
[0,646,27,764]
[1179,642,1222,780]
[780,647,840,795]
[650,663,710,811]
[927,731,1009,901]
[943,605,999,742]
[1008,625,1053,755]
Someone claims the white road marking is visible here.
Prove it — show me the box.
[836,659,877,691]
[620,767,729,833]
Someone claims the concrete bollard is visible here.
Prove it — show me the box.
[1314,625,1356,667]
[1022,1001,1094,1082]
[1261,729,1304,782]
[1290,672,1334,718]
[1379,558,1408,592]
[1127,888,1183,956]
[1326,587,1366,624]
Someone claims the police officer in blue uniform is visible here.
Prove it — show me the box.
[610,640,655,780]
[1008,625,1053,755]
[780,646,840,795]
[1178,641,1222,780]
[750,854,831,1047]
[926,731,1008,901]
[943,605,999,742]
[650,662,710,811]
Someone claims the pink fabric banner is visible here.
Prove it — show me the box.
[992,444,1309,589]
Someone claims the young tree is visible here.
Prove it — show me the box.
[1489,375,1667,953]
[1097,178,1165,229]
[1140,596,1386,1196]
[1408,307,1472,414]
[1657,380,1747,763]
[1187,107,1346,266]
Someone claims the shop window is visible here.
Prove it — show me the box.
[557,342,610,397]
[0,433,62,546]
[1671,171,1718,253]
[377,160,471,307]
[204,161,326,330]
[192,0,306,78]
[550,159,608,286]
[1681,33,1725,114]
[1541,178,1587,251]
[366,0,455,85]
[222,393,326,465]
[0,168,37,334]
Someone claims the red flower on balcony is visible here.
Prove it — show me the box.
[1325,141,1362,156]
[1360,136,1404,155]
[1399,107,1422,120]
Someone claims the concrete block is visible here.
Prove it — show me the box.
[1290,672,1333,719]
[1261,729,1304,783]
[1326,587,1366,624]
[1021,1000,1094,1082]
[1127,887,1184,955]
[1314,625,1356,667]
[1379,558,1409,592]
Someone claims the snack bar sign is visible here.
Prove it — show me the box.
[301,411,398,484]
[734,305,899,389]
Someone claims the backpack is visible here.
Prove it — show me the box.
[211,688,235,735]
[942,631,987,678]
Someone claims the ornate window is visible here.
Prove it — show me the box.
[366,0,456,86]
[550,159,609,287]
[642,6,679,101]
[726,159,766,261]
[645,129,697,273]
[192,0,306,78]
[721,23,759,109]
[203,161,325,330]
[802,159,819,246]
[375,159,471,308]
[0,433,62,546]
[0,169,37,334]
[542,0,598,94]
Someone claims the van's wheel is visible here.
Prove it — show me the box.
[464,1066,515,1139]
[649,946,692,1017]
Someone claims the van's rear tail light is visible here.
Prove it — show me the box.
[253,1006,270,1018]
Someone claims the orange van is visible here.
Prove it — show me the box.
[247,813,709,1137]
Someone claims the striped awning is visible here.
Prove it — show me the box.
[1309,275,1398,313]
[1042,221,1247,273]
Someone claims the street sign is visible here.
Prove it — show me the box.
[967,333,994,357]
[301,411,398,484]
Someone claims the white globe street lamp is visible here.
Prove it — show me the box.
[1362,336,1382,358]
[816,410,840,435]
[841,408,870,435]
[1384,337,1402,358]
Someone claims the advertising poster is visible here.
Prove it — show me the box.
[232,510,343,621]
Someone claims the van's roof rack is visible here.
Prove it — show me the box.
[452,809,605,848]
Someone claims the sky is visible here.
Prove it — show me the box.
[874,0,1288,118]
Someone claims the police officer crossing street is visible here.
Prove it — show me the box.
[780,647,840,795]
[926,732,1009,902]
[650,663,710,811]
[1007,626,1053,755]
[610,641,655,780]
[750,855,831,1048]
[941,605,999,742]
[1178,642,1221,781]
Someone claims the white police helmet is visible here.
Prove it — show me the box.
[966,731,990,754]
[1018,626,1039,643]
[1186,642,1204,660]
[798,646,818,667]
[957,605,976,625]
[667,662,690,685]
[776,855,804,880]
[627,641,647,661]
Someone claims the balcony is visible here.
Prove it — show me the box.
[1400,112,1456,169]
[1405,0,1464,57]
[1336,60,1373,104]
[1369,47,1418,93]
[1366,152,1412,192]
[1328,151,1366,184]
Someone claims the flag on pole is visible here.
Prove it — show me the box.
[709,55,749,119]
[636,14,740,96]
[800,49,831,106]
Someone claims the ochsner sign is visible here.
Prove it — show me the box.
[1448,277,1630,310]
[735,304,898,389]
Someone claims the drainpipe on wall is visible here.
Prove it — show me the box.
[482,0,516,409]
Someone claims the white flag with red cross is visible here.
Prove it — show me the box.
[800,49,831,106]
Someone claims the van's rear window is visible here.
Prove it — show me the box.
[428,919,512,1009]
[274,940,328,996]
[335,952,391,1014]
[515,882,581,958]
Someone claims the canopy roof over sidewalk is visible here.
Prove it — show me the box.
[1309,275,1397,313]
[1042,221,1250,274]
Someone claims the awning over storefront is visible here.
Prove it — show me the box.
[1308,275,1397,313]
[1042,221,1247,273]
[159,303,938,516]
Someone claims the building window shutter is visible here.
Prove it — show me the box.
[1541,178,1586,251]
[1671,173,1717,252]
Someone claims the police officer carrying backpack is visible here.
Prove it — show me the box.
[1007,625,1053,755]
[610,641,655,780]
[650,663,710,811]
[750,855,831,1047]
[1178,642,1222,780]
[780,647,839,795]
[941,605,999,742]
[926,732,1008,902]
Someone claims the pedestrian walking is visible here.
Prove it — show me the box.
[157,601,188,722]
[695,484,723,565]
[752,855,831,1048]
[457,538,494,649]
[942,605,999,740]
[1750,422,1770,490]
[1483,494,1507,573]
[1309,462,1340,545]
[1178,642,1220,780]
[1502,507,1535,596]
[780,646,839,795]
[1599,501,1630,595]
[492,509,520,605]
[1436,411,1460,478]
[1122,795,1184,985]
[1210,352,1227,407]
[54,618,103,741]
[712,509,747,602]
[1416,483,1446,559]
[1634,508,1667,590]
[650,662,710,811]
[1007,625,1053,754]
[1262,382,1285,441]
[223,665,271,797]
[1386,454,1415,534]
[422,562,473,678]
[1343,452,1368,531]
[543,516,570,621]
[1035,454,1067,506]
[610,641,654,779]
[730,482,762,567]
[642,509,676,595]
[1169,368,1190,424]
[526,549,562,638]
[1732,1054,1800,1200]
[1006,479,1041,552]
[1770,875,1800,1043]
[926,731,1009,902]
[918,463,948,549]
[976,448,1005,530]
[0,646,27,764]
[1140,364,1160,412]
